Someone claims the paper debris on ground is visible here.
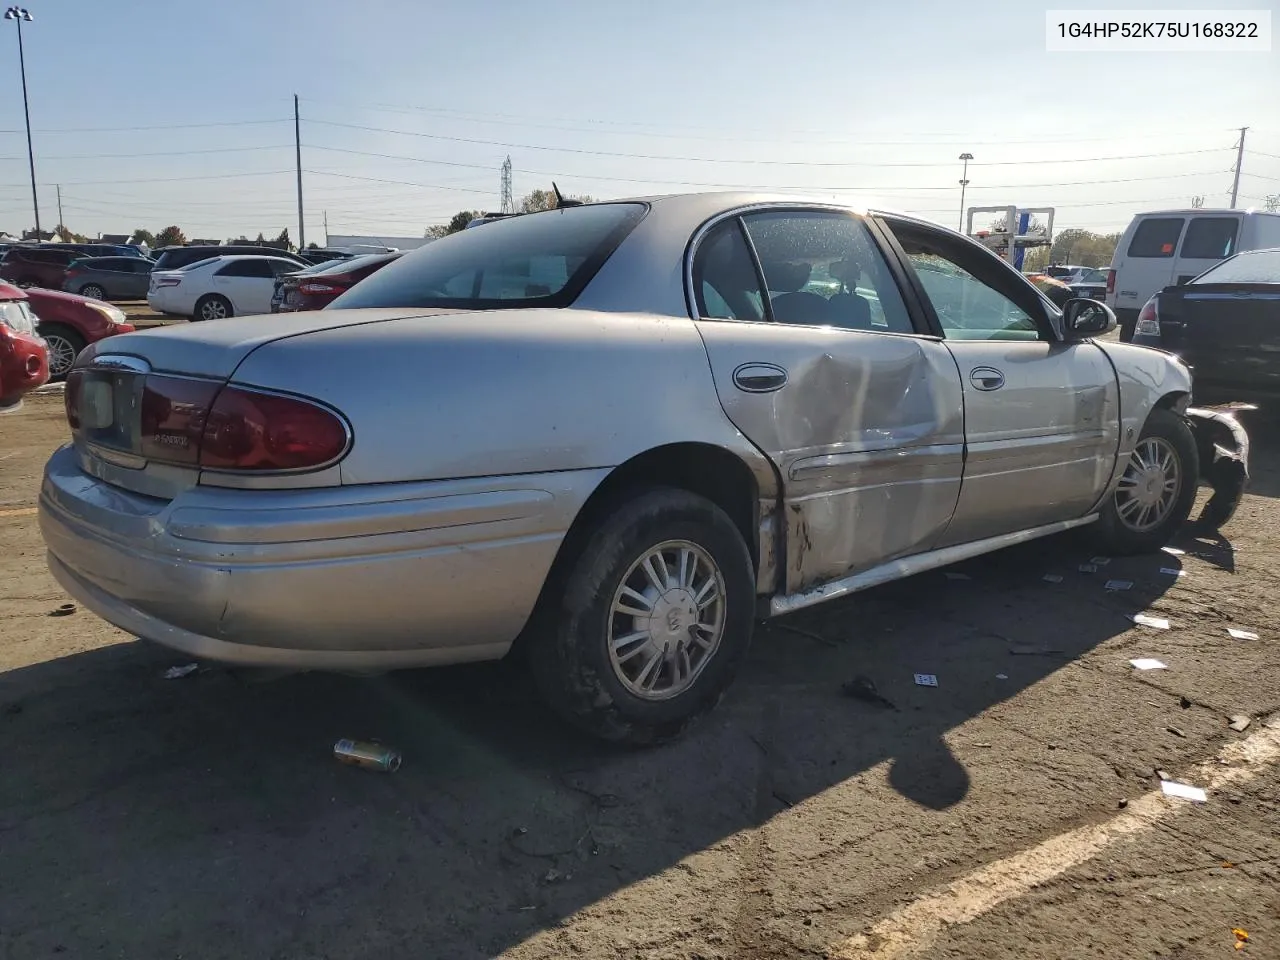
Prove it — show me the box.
[163,664,199,680]
[1160,780,1207,802]
[1090,557,1112,566]
[1133,613,1170,630]
[1229,715,1252,732]
[944,572,970,581]
[1159,567,1187,577]
[1130,658,1168,670]
[1105,579,1134,591]
[995,673,1008,680]
[1228,628,1260,641]
[914,673,939,687]
[1042,573,1064,583]
[1078,563,1098,574]
[1162,546,1186,556]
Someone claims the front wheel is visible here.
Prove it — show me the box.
[529,488,756,745]
[39,323,85,382]
[1093,408,1199,555]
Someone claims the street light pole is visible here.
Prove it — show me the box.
[957,152,974,232]
[5,7,39,243]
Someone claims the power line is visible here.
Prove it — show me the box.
[0,118,291,134]
[0,144,293,161]
[38,169,294,187]
[303,149,1229,192]
[301,97,1237,148]
[303,118,1227,169]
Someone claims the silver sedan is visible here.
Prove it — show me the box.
[38,193,1247,744]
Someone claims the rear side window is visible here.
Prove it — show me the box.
[330,203,648,310]
[216,259,275,279]
[692,220,766,322]
[1180,217,1239,260]
[1127,218,1184,258]
[1191,249,1280,285]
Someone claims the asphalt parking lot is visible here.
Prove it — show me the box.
[2,393,1279,960]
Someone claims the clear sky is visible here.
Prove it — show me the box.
[0,0,1276,242]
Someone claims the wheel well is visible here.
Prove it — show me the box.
[1154,390,1191,414]
[570,443,759,568]
[514,443,763,655]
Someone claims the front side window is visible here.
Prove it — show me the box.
[1180,217,1239,260]
[738,210,914,333]
[1128,218,1185,258]
[330,202,647,310]
[889,223,1044,341]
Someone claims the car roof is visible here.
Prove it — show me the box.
[203,254,299,262]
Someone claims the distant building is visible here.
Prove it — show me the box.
[325,234,434,252]
[98,233,130,244]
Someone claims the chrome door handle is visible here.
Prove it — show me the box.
[969,366,1005,391]
[732,362,788,393]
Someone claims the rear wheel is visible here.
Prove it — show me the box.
[529,488,755,745]
[79,283,107,301]
[194,294,232,322]
[1093,408,1199,555]
[40,324,85,382]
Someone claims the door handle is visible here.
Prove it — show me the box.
[969,366,1005,391]
[732,362,788,393]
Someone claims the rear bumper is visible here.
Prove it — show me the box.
[39,444,605,669]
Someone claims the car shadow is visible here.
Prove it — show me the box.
[0,531,1196,959]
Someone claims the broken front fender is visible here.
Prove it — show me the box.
[1185,407,1250,529]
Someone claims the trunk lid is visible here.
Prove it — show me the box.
[66,308,459,499]
[1159,283,1280,390]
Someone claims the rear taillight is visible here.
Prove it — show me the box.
[1105,269,1116,296]
[155,276,181,288]
[199,386,350,471]
[138,375,222,465]
[66,266,84,277]
[1135,297,1160,337]
[64,369,83,429]
[297,280,347,295]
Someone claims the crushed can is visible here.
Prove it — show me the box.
[333,738,401,772]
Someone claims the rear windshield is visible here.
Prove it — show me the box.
[1191,249,1280,285]
[330,203,648,310]
[1127,218,1184,258]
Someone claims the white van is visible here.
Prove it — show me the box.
[1107,208,1280,340]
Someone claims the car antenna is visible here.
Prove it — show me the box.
[552,182,583,209]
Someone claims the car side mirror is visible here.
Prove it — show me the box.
[1062,298,1115,338]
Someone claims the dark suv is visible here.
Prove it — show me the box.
[152,245,307,272]
[0,247,85,289]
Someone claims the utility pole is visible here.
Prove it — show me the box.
[1230,126,1247,209]
[6,7,39,243]
[56,183,62,229]
[294,93,305,250]
[323,210,328,246]
[957,153,974,232]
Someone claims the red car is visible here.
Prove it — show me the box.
[272,251,402,312]
[0,282,50,411]
[0,246,83,290]
[24,287,136,381]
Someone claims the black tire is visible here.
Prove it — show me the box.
[529,487,755,745]
[79,283,107,301]
[1092,408,1199,555]
[39,323,85,382]
[16,276,38,289]
[193,294,232,322]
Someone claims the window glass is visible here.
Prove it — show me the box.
[895,232,1041,341]
[216,259,274,279]
[739,211,914,333]
[691,219,765,322]
[1127,218,1184,258]
[330,202,646,310]
[1191,249,1280,284]
[1180,217,1239,260]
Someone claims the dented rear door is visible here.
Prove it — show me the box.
[689,208,964,593]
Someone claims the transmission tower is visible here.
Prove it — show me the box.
[499,156,515,214]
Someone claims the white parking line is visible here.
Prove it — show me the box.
[829,718,1280,960]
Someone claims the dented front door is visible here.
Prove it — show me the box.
[697,322,964,592]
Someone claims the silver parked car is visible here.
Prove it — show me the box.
[39,193,1248,744]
